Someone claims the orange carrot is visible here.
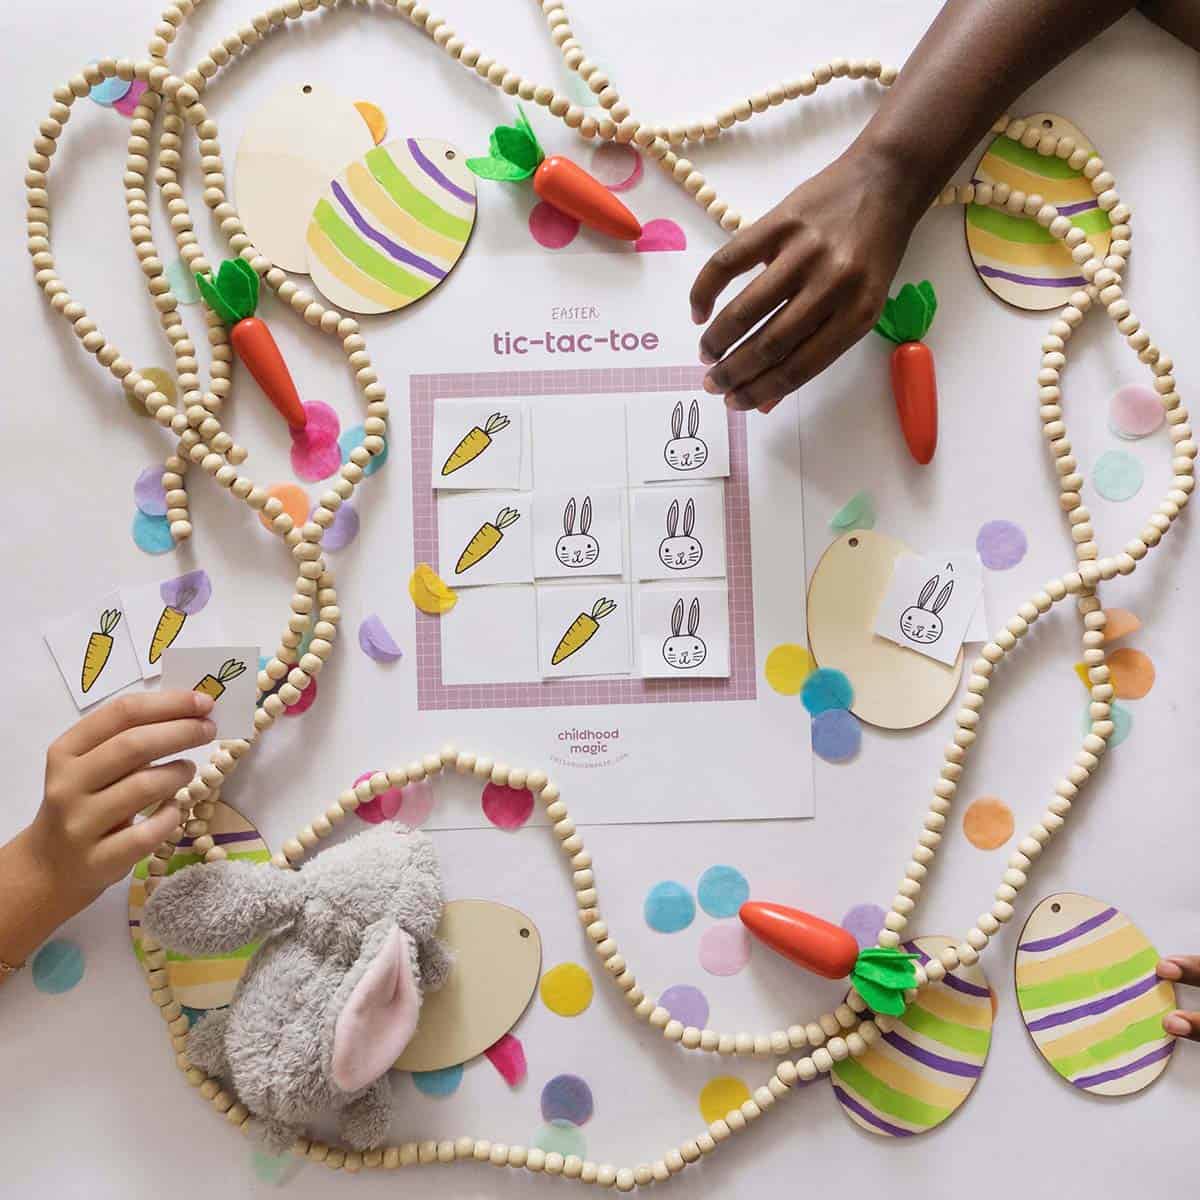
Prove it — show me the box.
[738,902,860,979]
[467,106,642,242]
[874,280,938,465]
[195,258,306,430]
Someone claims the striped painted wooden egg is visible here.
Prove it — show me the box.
[127,800,271,1011]
[1016,893,1176,1096]
[831,935,994,1137]
[966,113,1113,312]
[306,137,477,315]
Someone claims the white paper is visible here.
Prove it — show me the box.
[630,484,726,580]
[159,645,259,739]
[121,574,226,680]
[533,488,625,578]
[43,590,140,709]
[437,492,534,587]
[872,550,984,666]
[964,568,990,644]
[531,395,627,489]
[636,582,731,678]
[537,584,632,677]
[627,393,730,483]
[441,586,540,684]
[432,398,525,489]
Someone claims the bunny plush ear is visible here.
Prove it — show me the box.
[683,498,695,537]
[666,499,679,537]
[932,580,954,614]
[688,597,701,636]
[328,921,423,1094]
[917,574,939,610]
[688,399,700,437]
[563,497,576,536]
[670,597,684,635]
[580,496,592,535]
[671,400,684,438]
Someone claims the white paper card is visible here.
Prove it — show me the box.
[432,398,524,489]
[872,550,983,666]
[630,484,726,580]
[531,396,627,489]
[636,582,731,678]
[437,492,533,588]
[533,488,624,578]
[441,585,540,684]
[160,645,258,739]
[121,570,226,680]
[965,570,989,644]
[537,584,632,678]
[627,393,730,483]
[44,590,140,709]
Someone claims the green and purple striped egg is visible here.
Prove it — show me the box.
[306,137,476,315]
[831,935,994,1137]
[1016,893,1176,1096]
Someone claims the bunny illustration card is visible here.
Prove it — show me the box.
[537,584,633,677]
[630,484,726,580]
[626,394,731,483]
[872,550,983,666]
[432,398,527,490]
[160,644,259,739]
[636,582,731,678]
[437,492,534,587]
[533,489,624,578]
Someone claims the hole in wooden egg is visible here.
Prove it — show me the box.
[302,84,312,94]
[520,927,531,938]
[1042,118,1053,129]
[848,537,859,548]
[1051,902,1061,913]
[445,149,456,160]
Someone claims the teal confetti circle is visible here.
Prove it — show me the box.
[1092,449,1144,502]
[801,667,853,715]
[132,510,175,554]
[644,880,695,933]
[89,76,131,106]
[1081,699,1132,749]
[165,257,201,304]
[339,424,388,476]
[251,1146,304,1185]
[696,865,749,918]
[32,939,85,994]
[534,1120,587,1159]
[412,1063,463,1096]
[829,490,876,533]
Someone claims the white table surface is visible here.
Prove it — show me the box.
[1,2,1197,1196]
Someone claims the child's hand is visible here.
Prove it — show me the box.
[1157,957,1200,1041]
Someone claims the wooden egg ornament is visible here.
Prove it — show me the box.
[966,113,1113,312]
[807,530,963,729]
[1016,893,1177,1096]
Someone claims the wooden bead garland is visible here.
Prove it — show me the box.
[24,0,1192,1185]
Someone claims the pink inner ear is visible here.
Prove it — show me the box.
[331,926,421,1093]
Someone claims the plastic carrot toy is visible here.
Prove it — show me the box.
[82,609,122,693]
[467,106,642,241]
[149,570,212,664]
[873,280,938,466]
[194,257,307,430]
[552,596,617,665]
[441,412,510,476]
[739,901,919,1015]
[193,657,246,700]
[456,506,521,574]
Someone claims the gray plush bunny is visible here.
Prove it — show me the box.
[143,824,452,1152]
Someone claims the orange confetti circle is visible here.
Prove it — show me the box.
[259,483,310,531]
[1101,607,1141,644]
[1106,647,1155,699]
[962,796,1014,851]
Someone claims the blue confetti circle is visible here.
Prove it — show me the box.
[534,1120,587,1159]
[132,510,175,555]
[339,424,388,476]
[32,939,85,994]
[412,1063,464,1096]
[811,708,862,762]
[1092,449,1144,502]
[801,667,854,715]
[643,881,695,933]
[696,865,749,918]
[1081,699,1132,749]
[89,75,132,106]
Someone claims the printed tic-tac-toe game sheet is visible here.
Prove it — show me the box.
[402,253,812,825]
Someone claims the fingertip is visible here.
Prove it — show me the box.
[1163,1012,1191,1037]
[193,691,215,715]
[691,306,707,325]
[702,376,721,395]
[1156,958,1184,981]
[699,348,715,366]
[200,718,217,742]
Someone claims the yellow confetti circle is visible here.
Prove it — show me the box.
[409,563,458,615]
[539,962,593,1017]
[129,366,177,418]
[764,643,813,696]
[698,1076,752,1124]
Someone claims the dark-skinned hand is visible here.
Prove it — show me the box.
[1158,956,1200,1041]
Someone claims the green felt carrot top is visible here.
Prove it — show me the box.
[850,946,920,1016]
[874,280,937,345]
[466,105,546,181]
[195,256,260,325]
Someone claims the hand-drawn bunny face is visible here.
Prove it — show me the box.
[554,496,600,568]
[664,399,709,472]
[658,498,704,570]
[899,574,953,644]
[662,597,707,669]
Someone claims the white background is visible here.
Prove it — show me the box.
[0,1,1198,1197]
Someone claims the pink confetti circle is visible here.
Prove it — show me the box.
[352,769,402,824]
[282,675,318,716]
[1109,384,1163,439]
[590,142,643,192]
[290,404,343,481]
[698,923,751,976]
[299,401,341,439]
[635,218,687,253]
[113,80,148,117]
[394,778,437,827]
[481,781,535,830]
[529,201,580,250]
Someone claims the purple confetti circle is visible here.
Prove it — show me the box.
[321,502,360,551]
[976,520,1027,570]
[840,903,887,949]
[540,1074,594,1125]
[134,465,168,516]
[811,708,862,763]
[659,984,709,1029]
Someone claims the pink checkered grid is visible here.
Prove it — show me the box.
[411,366,756,710]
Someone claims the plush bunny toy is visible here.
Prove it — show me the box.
[143,824,452,1151]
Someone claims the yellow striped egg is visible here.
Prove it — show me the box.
[966,113,1112,312]
[832,936,994,1137]
[128,800,270,1012]
[1016,893,1176,1096]
[306,137,477,315]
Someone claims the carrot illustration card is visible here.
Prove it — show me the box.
[630,484,726,581]
[636,582,731,679]
[160,645,258,738]
[532,488,624,579]
[537,583,632,678]
[43,589,140,709]
[432,398,526,490]
[872,550,983,666]
[437,492,533,587]
[121,570,226,680]
[626,394,730,483]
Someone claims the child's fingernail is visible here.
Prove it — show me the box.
[1163,1012,1191,1037]
[699,348,715,365]
[200,719,217,741]
[1157,958,1184,981]
[691,307,705,325]
[702,376,721,395]
[193,692,215,714]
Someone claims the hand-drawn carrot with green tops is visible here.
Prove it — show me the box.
[441,412,510,476]
[456,506,521,574]
[82,609,123,693]
[149,570,213,664]
[551,597,617,665]
[193,658,246,701]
